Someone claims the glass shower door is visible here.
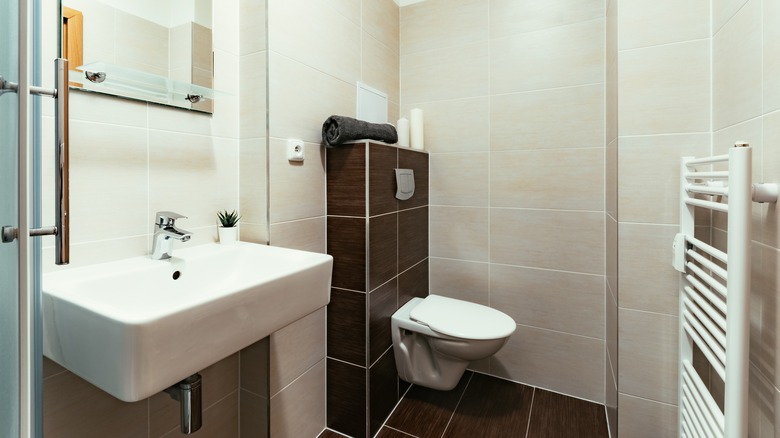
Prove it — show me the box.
[0,0,22,436]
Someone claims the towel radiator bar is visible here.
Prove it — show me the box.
[673,143,777,438]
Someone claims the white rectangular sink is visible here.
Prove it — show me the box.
[42,242,333,402]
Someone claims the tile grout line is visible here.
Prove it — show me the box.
[524,388,537,438]
[438,372,474,438]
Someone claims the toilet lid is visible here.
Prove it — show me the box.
[409,295,516,340]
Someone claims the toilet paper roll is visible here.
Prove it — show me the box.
[410,108,424,150]
[397,117,410,147]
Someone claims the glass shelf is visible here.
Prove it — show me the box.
[70,62,219,113]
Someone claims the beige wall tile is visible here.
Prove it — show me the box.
[618,393,679,437]
[330,0,361,25]
[490,264,605,339]
[764,0,780,112]
[212,0,240,55]
[619,309,679,405]
[240,138,268,226]
[490,148,604,211]
[270,359,326,438]
[115,12,169,76]
[713,0,750,34]
[606,139,617,219]
[65,121,148,242]
[618,0,709,50]
[147,99,221,138]
[41,236,149,274]
[269,0,361,85]
[43,371,148,437]
[268,139,326,223]
[606,216,617,296]
[430,152,489,207]
[240,51,268,139]
[489,0,603,38]
[492,325,605,403]
[149,133,239,229]
[400,0,488,54]
[619,40,710,136]
[490,208,604,275]
[490,84,604,151]
[270,217,327,253]
[69,92,147,126]
[401,41,489,104]
[362,33,400,105]
[606,359,617,437]
[401,97,490,153]
[430,207,489,261]
[606,286,618,371]
[363,0,400,53]
[429,257,489,305]
[713,0,762,130]
[268,52,356,143]
[618,224,680,316]
[618,134,711,224]
[270,308,327,396]
[490,19,604,94]
[240,0,267,56]
[240,223,270,245]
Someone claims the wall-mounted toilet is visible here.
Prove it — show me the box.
[391,294,516,391]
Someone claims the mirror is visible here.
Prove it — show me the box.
[62,0,214,112]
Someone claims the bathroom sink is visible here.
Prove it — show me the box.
[42,242,333,402]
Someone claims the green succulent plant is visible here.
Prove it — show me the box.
[217,209,241,228]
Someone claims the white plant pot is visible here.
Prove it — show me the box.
[218,226,238,245]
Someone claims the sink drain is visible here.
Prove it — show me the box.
[172,271,182,280]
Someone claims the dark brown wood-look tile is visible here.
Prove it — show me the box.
[399,259,428,308]
[398,207,428,273]
[376,427,417,438]
[385,372,472,438]
[327,289,366,366]
[370,349,400,437]
[327,359,367,438]
[369,213,398,291]
[328,216,366,292]
[398,149,428,210]
[369,278,398,364]
[442,373,533,438]
[369,143,399,216]
[526,389,609,438]
[327,144,366,217]
[318,428,352,438]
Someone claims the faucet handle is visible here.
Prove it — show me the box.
[156,211,187,226]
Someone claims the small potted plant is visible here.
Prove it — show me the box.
[216,209,241,244]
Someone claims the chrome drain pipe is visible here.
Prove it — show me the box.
[165,373,202,434]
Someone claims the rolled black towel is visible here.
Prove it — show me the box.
[321,115,398,147]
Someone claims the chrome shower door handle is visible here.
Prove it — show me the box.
[17,58,70,264]
[54,58,70,265]
[0,58,69,263]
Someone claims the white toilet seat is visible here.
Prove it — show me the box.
[409,294,516,340]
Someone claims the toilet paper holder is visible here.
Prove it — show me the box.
[395,168,415,200]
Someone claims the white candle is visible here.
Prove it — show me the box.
[410,108,424,150]
[397,117,410,147]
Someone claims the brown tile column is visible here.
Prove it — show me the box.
[326,142,429,438]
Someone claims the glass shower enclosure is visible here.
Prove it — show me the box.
[1,0,47,436]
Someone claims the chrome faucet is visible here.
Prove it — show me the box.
[151,211,192,260]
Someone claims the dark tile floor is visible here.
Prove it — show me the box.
[320,371,609,438]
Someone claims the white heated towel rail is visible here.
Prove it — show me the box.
[673,143,778,438]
